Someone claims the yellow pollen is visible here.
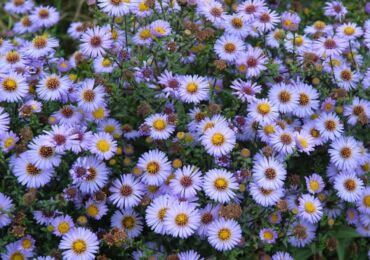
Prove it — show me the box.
[304,201,316,214]
[147,161,160,174]
[138,2,149,12]
[186,82,198,93]
[72,239,87,254]
[2,78,17,91]
[57,222,70,234]
[10,252,24,260]
[257,103,271,115]
[309,180,320,192]
[214,177,228,190]
[175,213,189,226]
[344,27,355,36]
[218,228,231,241]
[139,29,151,39]
[211,133,225,146]
[4,137,15,148]
[363,195,370,207]
[154,27,166,35]
[102,58,111,67]
[263,230,274,240]
[104,125,115,134]
[87,204,99,217]
[21,239,32,249]
[158,208,167,221]
[264,125,275,134]
[122,216,135,229]
[96,139,111,152]
[93,107,105,119]
[298,137,308,148]
[152,118,167,131]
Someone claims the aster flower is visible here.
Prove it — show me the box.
[179,75,209,104]
[70,156,109,194]
[305,173,325,194]
[164,201,200,239]
[214,34,245,62]
[357,187,370,214]
[237,0,267,21]
[324,1,348,21]
[89,132,117,160]
[230,79,261,102]
[334,172,364,202]
[249,182,284,207]
[201,124,236,157]
[281,11,301,31]
[77,79,106,112]
[207,218,242,251]
[298,194,323,224]
[254,8,280,32]
[1,242,31,260]
[252,156,286,189]
[287,220,316,247]
[30,5,60,28]
[237,47,267,78]
[259,228,278,244]
[272,251,294,260]
[316,112,343,141]
[145,113,175,140]
[0,192,13,228]
[170,165,203,198]
[27,136,61,169]
[23,35,59,58]
[248,98,278,123]
[344,97,370,125]
[146,195,173,235]
[59,227,99,260]
[334,66,360,91]
[5,0,34,14]
[97,0,131,16]
[12,152,53,188]
[197,204,220,238]
[137,149,171,186]
[150,20,172,37]
[203,169,238,203]
[52,215,74,237]
[85,199,108,220]
[109,174,144,209]
[313,36,347,57]
[80,26,113,58]
[224,14,250,38]
[329,136,361,171]
[0,72,28,102]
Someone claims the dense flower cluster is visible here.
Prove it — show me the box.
[0,0,369,259]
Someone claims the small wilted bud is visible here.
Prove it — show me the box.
[97,255,109,260]
[166,254,180,260]
[219,204,242,220]
[137,102,152,117]
[20,127,33,142]
[289,174,301,186]
[214,59,227,70]
[330,88,348,100]
[262,146,273,157]
[23,190,37,205]
[167,113,178,125]
[240,148,251,158]
[141,195,152,206]
[326,237,338,251]
[13,212,26,224]
[144,0,155,8]
[10,225,26,237]
[93,191,107,203]
[208,103,222,115]
[167,42,177,52]
[277,199,289,212]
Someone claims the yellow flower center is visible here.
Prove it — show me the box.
[154,27,166,35]
[122,216,135,229]
[263,230,274,240]
[294,36,304,46]
[158,208,167,221]
[363,195,370,207]
[104,125,115,134]
[257,103,271,115]
[283,19,293,27]
[309,180,319,192]
[139,29,151,39]
[87,204,99,217]
[138,2,149,11]
[344,27,355,36]
[297,137,308,148]
[57,222,70,234]
[211,133,225,146]
[93,107,105,119]
[22,239,32,249]
[147,161,160,174]
[153,119,167,131]
[102,58,111,67]
[175,213,189,226]
[186,82,198,94]
[10,252,24,260]
[72,239,87,254]
[4,137,15,148]
[214,177,228,190]
[2,78,17,92]
[218,228,231,241]
[304,201,316,214]
[96,139,111,152]
[264,125,275,134]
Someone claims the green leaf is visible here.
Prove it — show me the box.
[291,247,312,260]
